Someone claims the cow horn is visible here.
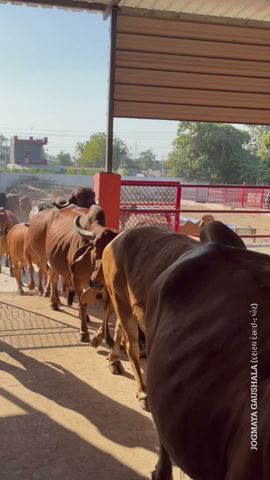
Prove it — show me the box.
[74,216,95,238]
[52,201,70,209]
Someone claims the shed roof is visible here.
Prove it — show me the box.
[2,0,270,26]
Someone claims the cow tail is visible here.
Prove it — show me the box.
[104,293,115,349]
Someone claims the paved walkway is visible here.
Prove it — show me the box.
[0,287,188,480]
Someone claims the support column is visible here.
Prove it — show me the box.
[93,172,121,229]
[105,7,118,173]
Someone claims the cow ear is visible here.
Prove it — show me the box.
[198,219,204,228]
[71,245,93,272]
[72,244,93,264]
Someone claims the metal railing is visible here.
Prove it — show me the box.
[120,181,270,244]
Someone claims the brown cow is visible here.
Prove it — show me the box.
[98,227,199,409]
[93,223,246,410]
[0,207,18,273]
[179,214,215,236]
[7,223,47,294]
[28,200,117,342]
[27,187,96,296]
[146,243,270,480]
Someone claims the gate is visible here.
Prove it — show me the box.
[120,180,181,232]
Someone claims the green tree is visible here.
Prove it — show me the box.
[75,132,130,170]
[167,122,257,183]
[247,125,270,154]
[0,134,10,164]
[74,141,87,164]
[136,149,157,171]
[55,150,73,166]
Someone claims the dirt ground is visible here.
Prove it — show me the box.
[182,199,270,239]
[0,267,189,480]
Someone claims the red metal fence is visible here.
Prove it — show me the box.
[182,184,270,209]
[120,180,270,243]
[120,180,181,232]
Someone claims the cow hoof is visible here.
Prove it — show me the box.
[138,394,150,412]
[19,290,24,296]
[43,290,50,298]
[51,303,59,311]
[80,333,90,343]
[91,327,103,348]
[151,469,172,480]
[28,282,35,291]
[10,270,14,278]
[108,361,125,375]
[91,335,102,348]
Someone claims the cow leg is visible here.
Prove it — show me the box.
[123,314,149,410]
[28,264,35,290]
[50,269,60,310]
[5,255,9,267]
[78,300,90,343]
[13,261,24,295]
[152,444,173,480]
[8,254,14,277]
[91,294,114,348]
[37,265,43,295]
[67,289,75,307]
[42,263,50,297]
[107,318,125,374]
[108,293,148,409]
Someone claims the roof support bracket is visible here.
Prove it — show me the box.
[103,0,121,20]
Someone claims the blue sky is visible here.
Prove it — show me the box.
[0,4,177,160]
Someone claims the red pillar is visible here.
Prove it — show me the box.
[93,172,121,229]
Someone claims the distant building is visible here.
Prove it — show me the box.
[10,136,48,166]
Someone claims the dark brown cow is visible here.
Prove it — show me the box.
[146,243,270,480]
[53,187,96,209]
[0,207,18,273]
[200,220,246,248]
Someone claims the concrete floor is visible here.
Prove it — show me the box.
[0,271,189,480]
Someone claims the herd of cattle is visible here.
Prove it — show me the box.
[1,186,270,479]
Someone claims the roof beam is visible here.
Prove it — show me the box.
[103,0,122,20]
[5,0,106,12]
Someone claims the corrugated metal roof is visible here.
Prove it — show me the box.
[2,0,270,24]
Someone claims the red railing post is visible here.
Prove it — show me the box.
[175,183,182,232]
[224,185,228,205]
[241,184,246,208]
[260,188,264,209]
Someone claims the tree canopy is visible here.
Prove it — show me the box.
[75,132,130,170]
[166,122,269,184]
[54,150,73,166]
[0,135,10,164]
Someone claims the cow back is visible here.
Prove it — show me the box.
[146,244,270,480]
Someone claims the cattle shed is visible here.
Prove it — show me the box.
[2,0,270,225]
